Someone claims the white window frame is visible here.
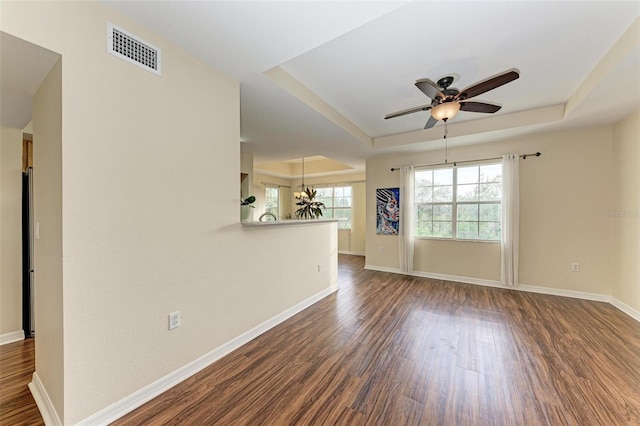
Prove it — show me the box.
[414,161,502,242]
[315,184,352,230]
[264,185,279,219]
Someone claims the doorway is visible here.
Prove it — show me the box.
[22,134,35,338]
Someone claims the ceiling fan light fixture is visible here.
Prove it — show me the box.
[431,101,461,121]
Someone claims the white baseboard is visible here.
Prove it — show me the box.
[76,285,338,426]
[364,264,401,274]
[29,372,62,426]
[338,250,365,256]
[364,264,638,322]
[515,283,611,303]
[411,270,505,289]
[0,330,25,345]
[610,297,640,322]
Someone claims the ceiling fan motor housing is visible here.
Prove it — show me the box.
[437,76,459,98]
[436,75,455,89]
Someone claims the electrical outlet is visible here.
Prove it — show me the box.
[571,263,580,272]
[168,311,180,330]
[379,246,384,253]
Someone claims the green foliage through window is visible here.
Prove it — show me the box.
[414,163,502,241]
[315,185,352,229]
[265,186,279,219]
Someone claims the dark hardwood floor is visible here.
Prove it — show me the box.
[115,255,640,425]
[2,254,640,425]
[0,338,43,425]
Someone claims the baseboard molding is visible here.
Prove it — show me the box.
[338,250,365,256]
[515,283,611,303]
[364,264,401,274]
[77,285,339,426]
[364,264,638,322]
[365,264,504,288]
[0,330,24,345]
[411,270,505,289]
[610,297,640,322]
[29,372,62,426]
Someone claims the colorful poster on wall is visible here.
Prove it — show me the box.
[376,188,400,235]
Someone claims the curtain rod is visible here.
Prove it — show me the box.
[390,152,541,172]
[261,182,292,188]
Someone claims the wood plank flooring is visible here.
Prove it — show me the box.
[0,338,43,425]
[114,255,640,425]
[2,255,639,425]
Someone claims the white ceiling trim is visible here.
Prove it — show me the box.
[263,66,373,147]
[373,105,565,149]
[565,17,639,119]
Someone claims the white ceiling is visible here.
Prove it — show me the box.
[3,2,639,176]
[0,32,60,129]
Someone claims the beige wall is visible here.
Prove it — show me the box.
[301,172,366,255]
[350,181,366,254]
[366,125,615,295]
[32,58,65,417]
[2,2,336,424]
[612,110,640,312]
[0,126,23,336]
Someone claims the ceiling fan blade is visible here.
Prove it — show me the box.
[424,115,438,129]
[415,79,445,101]
[385,103,432,120]
[459,101,502,113]
[457,68,520,100]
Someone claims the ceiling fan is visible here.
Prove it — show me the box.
[385,68,520,129]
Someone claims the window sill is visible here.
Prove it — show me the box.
[414,236,500,244]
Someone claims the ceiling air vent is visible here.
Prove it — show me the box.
[107,22,161,76]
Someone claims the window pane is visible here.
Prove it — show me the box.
[457,221,478,239]
[334,186,351,198]
[415,220,431,236]
[457,184,478,202]
[433,185,452,202]
[479,222,501,240]
[334,197,350,207]
[434,168,453,185]
[457,204,478,221]
[433,204,452,221]
[457,166,479,184]
[415,186,432,203]
[265,186,279,219]
[432,221,452,238]
[334,208,351,229]
[480,204,500,221]
[415,170,433,186]
[316,188,333,207]
[412,163,501,241]
[480,164,502,183]
[480,183,501,201]
[415,205,433,221]
[265,200,278,209]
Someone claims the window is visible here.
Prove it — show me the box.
[414,163,502,241]
[265,185,279,219]
[315,185,352,229]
